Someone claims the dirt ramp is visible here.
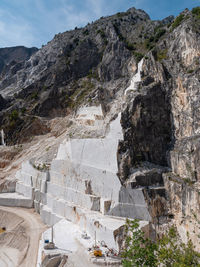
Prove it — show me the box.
[0,209,29,266]
[0,206,46,267]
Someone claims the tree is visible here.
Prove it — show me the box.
[121,219,158,267]
[121,219,200,267]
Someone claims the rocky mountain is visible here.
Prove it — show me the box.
[0,7,174,144]
[0,45,38,79]
[0,6,200,251]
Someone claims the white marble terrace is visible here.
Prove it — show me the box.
[0,104,150,251]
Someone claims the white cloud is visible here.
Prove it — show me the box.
[0,8,36,47]
[0,0,133,48]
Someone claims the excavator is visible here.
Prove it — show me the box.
[93,247,103,257]
[0,227,6,234]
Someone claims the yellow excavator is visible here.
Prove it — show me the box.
[92,232,103,257]
[0,227,6,234]
[93,248,103,257]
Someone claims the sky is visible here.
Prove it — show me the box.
[0,0,199,48]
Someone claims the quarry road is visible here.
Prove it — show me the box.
[0,206,47,267]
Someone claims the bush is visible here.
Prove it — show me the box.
[83,29,89,35]
[73,38,79,45]
[154,28,166,42]
[156,49,168,61]
[96,29,108,45]
[117,12,123,18]
[97,29,106,38]
[125,41,135,51]
[171,14,185,30]
[21,107,26,115]
[145,38,154,50]
[87,69,99,80]
[133,52,144,63]
[187,69,194,74]
[122,219,200,267]
[9,110,19,121]
[31,92,38,100]
[122,220,158,267]
[192,7,200,19]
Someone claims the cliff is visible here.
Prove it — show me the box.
[0,7,172,144]
[119,7,200,248]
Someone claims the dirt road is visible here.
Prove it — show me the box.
[0,206,47,267]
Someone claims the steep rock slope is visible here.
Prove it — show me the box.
[0,7,173,144]
[0,46,38,77]
[119,8,200,248]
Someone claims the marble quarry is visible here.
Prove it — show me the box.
[0,105,151,251]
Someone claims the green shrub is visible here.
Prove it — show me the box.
[145,39,154,50]
[133,52,144,63]
[83,29,89,35]
[156,49,168,61]
[122,219,200,267]
[21,107,26,115]
[154,28,166,42]
[31,92,38,100]
[171,14,185,30]
[187,69,194,74]
[192,7,200,19]
[87,69,99,80]
[96,29,108,45]
[183,178,195,185]
[97,29,106,38]
[122,219,158,267]
[65,57,70,66]
[9,110,19,121]
[113,22,124,41]
[117,12,123,18]
[67,79,95,109]
[125,41,135,51]
[73,38,79,45]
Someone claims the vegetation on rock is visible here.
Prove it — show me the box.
[192,7,200,19]
[171,14,185,30]
[122,219,200,267]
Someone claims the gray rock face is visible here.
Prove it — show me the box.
[0,7,168,144]
[0,94,7,111]
[117,8,200,248]
[0,46,38,75]
[119,9,200,181]
[0,46,38,93]
[121,82,172,170]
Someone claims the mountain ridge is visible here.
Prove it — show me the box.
[0,6,174,144]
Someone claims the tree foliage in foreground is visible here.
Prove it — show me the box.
[121,219,200,267]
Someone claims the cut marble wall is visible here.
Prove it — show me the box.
[76,105,104,126]
[13,105,151,251]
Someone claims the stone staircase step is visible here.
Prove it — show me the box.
[0,192,33,208]
[16,182,34,199]
[47,182,100,211]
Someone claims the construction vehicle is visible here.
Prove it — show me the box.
[93,247,103,257]
[92,231,103,257]
[0,227,6,234]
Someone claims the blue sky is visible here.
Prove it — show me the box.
[0,0,199,48]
